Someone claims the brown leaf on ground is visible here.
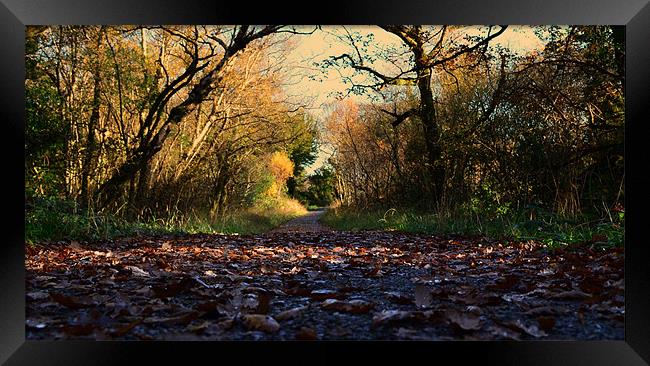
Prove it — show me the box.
[487,325,521,340]
[186,321,210,333]
[414,285,433,308]
[110,319,142,337]
[49,293,94,310]
[25,230,624,341]
[525,306,569,316]
[372,310,414,325]
[241,314,280,333]
[295,327,318,340]
[395,327,432,340]
[125,265,151,277]
[537,316,556,332]
[151,277,195,298]
[446,310,481,331]
[68,241,83,251]
[385,291,413,305]
[507,319,548,338]
[27,291,50,300]
[284,281,311,296]
[253,292,272,314]
[364,264,384,277]
[321,299,374,314]
[489,275,520,290]
[143,311,199,326]
[275,306,307,321]
[25,319,48,330]
[550,289,592,300]
[309,289,341,300]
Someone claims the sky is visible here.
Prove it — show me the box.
[277,26,546,174]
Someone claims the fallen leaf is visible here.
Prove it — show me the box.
[489,275,520,290]
[447,310,481,331]
[372,310,414,325]
[507,319,548,338]
[414,285,433,308]
[143,311,198,326]
[49,293,94,310]
[25,319,47,329]
[395,327,432,340]
[487,325,521,340]
[275,306,307,321]
[385,291,413,305]
[186,321,210,333]
[285,281,311,296]
[110,319,142,337]
[321,299,374,314]
[537,316,556,332]
[295,327,318,340]
[125,266,150,277]
[309,289,341,300]
[550,290,592,300]
[152,277,194,298]
[253,292,272,314]
[364,265,384,277]
[27,291,50,300]
[524,306,569,316]
[241,314,280,333]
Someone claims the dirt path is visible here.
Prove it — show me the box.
[269,208,329,233]
[25,230,624,341]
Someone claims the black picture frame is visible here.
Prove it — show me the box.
[2,0,649,364]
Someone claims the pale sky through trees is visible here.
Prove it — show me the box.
[282,25,547,174]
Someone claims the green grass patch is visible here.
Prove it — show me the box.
[320,206,624,250]
[26,197,307,244]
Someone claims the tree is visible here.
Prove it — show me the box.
[93,25,288,210]
[323,25,507,204]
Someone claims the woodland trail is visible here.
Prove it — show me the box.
[25,229,624,340]
[269,208,330,233]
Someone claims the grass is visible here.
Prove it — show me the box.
[25,196,307,244]
[320,206,625,250]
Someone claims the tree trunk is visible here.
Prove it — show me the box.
[80,71,101,210]
[416,67,445,203]
[135,162,151,216]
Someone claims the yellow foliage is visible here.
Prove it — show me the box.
[265,151,294,197]
[269,151,294,181]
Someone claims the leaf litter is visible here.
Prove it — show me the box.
[26,231,624,340]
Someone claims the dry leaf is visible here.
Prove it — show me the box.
[125,266,150,277]
[241,314,280,333]
[414,285,433,308]
[310,289,340,300]
[49,293,93,310]
[295,327,318,340]
[275,306,307,321]
[321,299,374,314]
[27,291,50,300]
[507,319,548,338]
[372,310,414,325]
[385,291,413,305]
[550,290,592,300]
[447,310,481,331]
